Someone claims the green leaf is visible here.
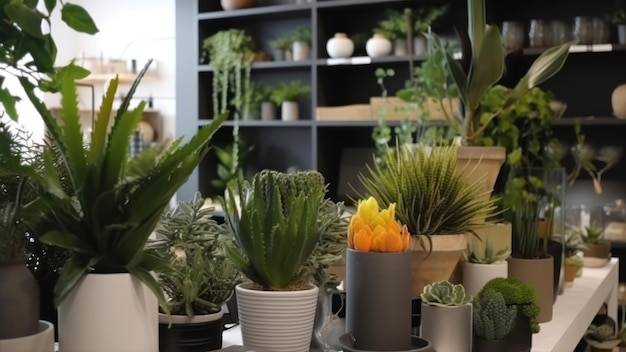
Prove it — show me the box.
[127,265,171,316]
[4,1,44,38]
[57,62,90,82]
[467,25,504,110]
[0,87,20,121]
[21,35,54,73]
[53,255,99,307]
[59,70,87,186]
[44,0,55,13]
[443,48,469,108]
[87,77,118,164]
[61,3,98,35]
[40,230,93,254]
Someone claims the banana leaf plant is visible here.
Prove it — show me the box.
[19,60,227,311]
[430,0,575,145]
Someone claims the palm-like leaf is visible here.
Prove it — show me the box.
[19,60,228,310]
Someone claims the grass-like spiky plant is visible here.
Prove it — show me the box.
[221,169,326,290]
[19,60,227,310]
[357,144,497,247]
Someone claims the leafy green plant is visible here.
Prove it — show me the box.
[221,170,326,290]
[564,225,588,258]
[149,193,240,317]
[356,144,498,248]
[429,0,574,146]
[421,280,472,307]
[211,140,254,192]
[464,237,510,264]
[374,6,448,41]
[269,35,293,51]
[0,0,97,121]
[20,60,228,310]
[288,26,312,44]
[473,288,517,340]
[480,277,540,333]
[585,324,622,350]
[508,187,545,259]
[578,223,605,245]
[269,81,311,105]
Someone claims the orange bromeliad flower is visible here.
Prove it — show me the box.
[348,197,410,253]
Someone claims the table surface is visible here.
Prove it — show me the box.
[223,258,620,352]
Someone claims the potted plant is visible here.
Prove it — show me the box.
[288,26,311,61]
[374,6,448,56]
[578,223,611,267]
[149,192,240,352]
[472,288,517,352]
[428,0,574,202]
[269,80,311,121]
[420,280,473,352]
[607,0,626,44]
[269,34,293,61]
[19,60,227,352]
[462,235,511,296]
[480,277,541,352]
[0,123,45,342]
[240,81,269,120]
[563,225,587,286]
[220,169,332,352]
[356,144,497,297]
[585,324,623,352]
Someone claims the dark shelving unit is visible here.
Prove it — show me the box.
[176,0,626,204]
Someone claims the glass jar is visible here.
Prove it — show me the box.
[603,199,626,241]
[503,21,525,51]
[592,17,610,44]
[573,16,593,44]
[529,19,551,48]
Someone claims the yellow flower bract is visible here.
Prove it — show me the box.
[348,197,410,253]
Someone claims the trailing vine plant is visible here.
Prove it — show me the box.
[202,29,256,189]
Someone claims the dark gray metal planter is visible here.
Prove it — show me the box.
[159,313,224,352]
[0,257,39,339]
[421,303,472,352]
[346,249,412,351]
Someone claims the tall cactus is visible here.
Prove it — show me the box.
[473,288,517,340]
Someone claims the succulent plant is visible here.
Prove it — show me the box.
[473,288,517,340]
[585,324,622,350]
[421,280,472,307]
[480,277,540,333]
[464,237,510,264]
[348,197,409,253]
[579,223,605,245]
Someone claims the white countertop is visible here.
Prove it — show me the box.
[224,258,620,352]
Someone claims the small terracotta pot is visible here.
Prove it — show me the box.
[564,264,577,285]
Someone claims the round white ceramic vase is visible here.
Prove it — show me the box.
[366,34,392,58]
[462,261,508,296]
[326,33,354,58]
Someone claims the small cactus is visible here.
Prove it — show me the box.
[473,288,517,340]
[421,280,472,307]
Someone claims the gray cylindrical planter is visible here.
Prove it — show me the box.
[414,36,427,57]
[261,101,276,120]
[394,38,408,56]
[0,257,39,339]
[272,49,285,61]
[619,25,626,45]
[420,303,472,352]
[346,249,412,351]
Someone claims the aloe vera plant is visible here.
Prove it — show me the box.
[19,60,227,310]
[221,170,326,290]
[430,0,574,145]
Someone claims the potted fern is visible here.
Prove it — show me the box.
[269,80,311,121]
[420,280,473,352]
[19,61,227,352]
[472,288,517,352]
[149,192,240,352]
[220,169,338,352]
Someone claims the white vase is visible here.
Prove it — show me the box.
[0,321,54,352]
[292,41,310,61]
[365,34,392,58]
[58,273,158,352]
[462,261,508,296]
[619,24,626,44]
[281,101,299,121]
[326,32,354,58]
[236,283,318,352]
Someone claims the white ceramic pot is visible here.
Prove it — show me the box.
[236,283,318,352]
[292,41,310,61]
[611,83,626,119]
[58,273,158,352]
[414,36,427,57]
[394,38,408,56]
[281,101,299,121]
[462,261,508,296]
[326,33,354,58]
[366,34,392,58]
[0,321,54,352]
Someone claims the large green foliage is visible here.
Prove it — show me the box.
[0,0,97,121]
[473,288,517,340]
[20,60,227,309]
[221,170,326,290]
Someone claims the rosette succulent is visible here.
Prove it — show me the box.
[348,197,410,253]
[421,280,472,307]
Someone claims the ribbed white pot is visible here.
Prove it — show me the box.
[0,320,54,352]
[462,261,508,296]
[236,282,318,352]
[58,273,158,352]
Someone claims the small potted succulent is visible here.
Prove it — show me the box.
[578,223,611,268]
[473,288,517,352]
[420,280,473,352]
[563,225,587,286]
[462,237,511,296]
[269,80,311,121]
[149,192,240,352]
[585,323,622,352]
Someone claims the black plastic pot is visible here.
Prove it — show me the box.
[502,307,532,352]
[547,240,563,302]
[159,315,224,352]
[473,337,508,352]
[0,257,39,339]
